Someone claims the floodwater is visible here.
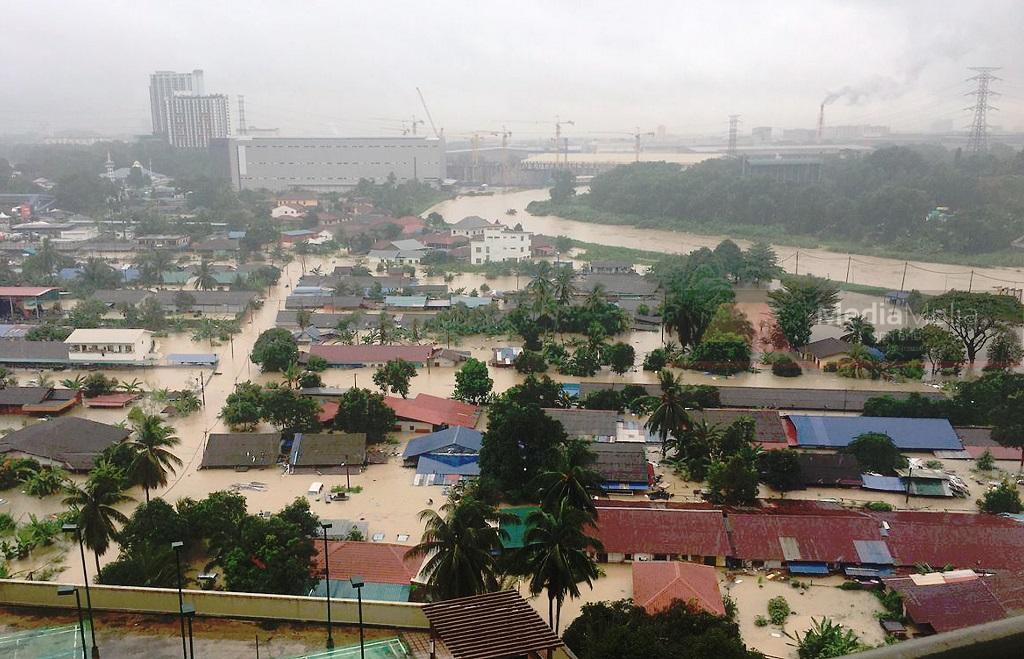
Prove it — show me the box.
[429,188,1024,294]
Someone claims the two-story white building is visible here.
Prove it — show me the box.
[470,227,533,264]
[450,216,499,238]
[65,329,158,365]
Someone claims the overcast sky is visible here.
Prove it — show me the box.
[3,0,1023,140]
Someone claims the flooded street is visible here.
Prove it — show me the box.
[430,188,1024,294]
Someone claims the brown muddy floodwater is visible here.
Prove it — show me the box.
[430,188,1024,295]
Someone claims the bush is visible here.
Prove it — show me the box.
[642,348,669,371]
[976,449,996,471]
[767,596,791,625]
[978,480,1023,514]
[685,332,752,375]
[771,355,802,377]
[754,615,769,627]
[514,349,548,374]
[823,361,838,373]
[864,501,894,512]
[837,581,865,591]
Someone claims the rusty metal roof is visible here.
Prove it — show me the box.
[422,590,563,659]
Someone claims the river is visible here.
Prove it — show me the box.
[429,188,1024,295]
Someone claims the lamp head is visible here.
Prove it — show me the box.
[349,576,365,589]
[321,522,333,530]
[57,585,76,596]
[61,523,78,533]
[171,541,184,549]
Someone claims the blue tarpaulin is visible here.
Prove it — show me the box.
[788,562,829,575]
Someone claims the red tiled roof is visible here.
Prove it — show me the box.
[867,511,1024,571]
[308,344,434,365]
[591,505,730,557]
[729,512,884,563]
[632,561,725,615]
[312,541,421,585]
[318,400,339,424]
[884,576,1008,633]
[385,394,481,429]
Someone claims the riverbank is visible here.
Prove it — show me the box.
[526,198,1024,270]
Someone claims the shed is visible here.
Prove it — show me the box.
[542,408,619,441]
[288,432,367,471]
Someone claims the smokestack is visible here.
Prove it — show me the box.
[817,102,825,144]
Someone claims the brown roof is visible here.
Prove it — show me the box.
[632,561,725,615]
[803,337,852,358]
[307,344,434,365]
[690,409,787,444]
[0,386,53,406]
[0,417,129,471]
[289,432,366,467]
[589,442,649,483]
[797,452,863,487]
[385,394,481,429]
[313,541,421,585]
[422,590,563,659]
[200,433,282,469]
[592,503,731,557]
[884,574,1016,633]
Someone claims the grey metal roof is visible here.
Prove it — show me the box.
[0,340,70,364]
[200,433,282,468]
[543,408,619,438]
[0,386,53,406]
[790,415,963,451]
[91,289,152,306]
[590,442,648,483]
[288,432,366,466]
[1,417,129,471]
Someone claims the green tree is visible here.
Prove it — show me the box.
[985,330,1024,371]
[758,449,803,492]
[62,461,133,572]
[604,342,635,375]
[707,452,760,505]
[706,304,755,344]
[844,432,908,474]
[127,408,183,503]
[479,396,567,501]
[452,357,493,404]
[193,259,218,291]
[549,170,577,204]
[662,266,734,349]
[840,314,876,345]
[791,617,866,659]
[82,372,117,397]
[221,498,318,595]
[250,328,298,372]
[405,489,511,600]
[923,291,1024,363]
[173,290,196,313]
[333,387,396,443]
[579,389,623,411]
[138,296,167,331]
[992,390,1024,468]
[978,480,1023,514]
[305,355,329,372]
[260,385,321,433]
[77,257,122,293]
[687,332,752,375]
[520,499,604,632]
[67,298,108,329]
[767,276,840,348]
[220,381,265,431]
[514,349,549,374]
[644,370,691,458]
[739,242,781,285]
[535,440,604,516]
[372,358,417,398]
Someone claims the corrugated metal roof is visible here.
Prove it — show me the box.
[789,415,963,450]
[854,540,894,565]
[415,454,480,477]
[592,505,731,557]
[861,474,906,492]
[868,511,1024,571]
[402,427,483,459]
[422,591,564,659]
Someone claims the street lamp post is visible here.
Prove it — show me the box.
[62,523,99,658]
[321,522,334,649]
[182,603,196,659]
[171,541,187,659]
[58,585,87,659]
[350,576,365,659]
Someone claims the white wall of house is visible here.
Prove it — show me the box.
[271,205,304,218]
[470,228,532,264]
[65,330,156,363]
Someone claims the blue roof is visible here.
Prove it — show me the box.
[167,353,220,365]
[403,427,483,459]
[789,415,963,451]
[861,474,906,492]
[451,295,494,309]
[58,267,83,281]
[788,562,830,574]
[865,346,885,360]
[415,454,480,477]
[228,230,246,239]
[282,229,315,237]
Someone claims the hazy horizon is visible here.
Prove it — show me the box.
[3,0,1023,139]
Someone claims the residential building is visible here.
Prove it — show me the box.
[470,226,533,264]
[543,408,619,442]
[272,191,319,207]
[305,344,435,368]
[65,328,157,365]
[166,93,230,148]
[135,234,190,249]
[449,215,498,238]
[311,541,422,602]
[385,394,482,432]
[0,386,79,416]
[0,340,71,367]
[786,415,964,451]
[589,442,651,493]
[632,562,725,616]
[199,433,282,469]
[402,427,483,467]
[271,204,305,219]
[287,432,366,473]
[801,337,854,366]
[0,417,130,471]
[149,69,204,136]
[689,409,788,448]
[212,136,445,192]
[586,260,635,274]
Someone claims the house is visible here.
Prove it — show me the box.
[384,295,428,310]
[689,409,789,448]
[543,408,619,442]
[284,295,364,311]
[490,346,523,367]
[414,454,481,486]
[402,426,483,466]
[589,442,651,493]
[311,541,422,602]
[92,289,152,309]
[802,337,854,367]
[287,432,367,473]
[0,340,71,367]
[271,204,306,219]
[420,232,469,250]
[786,415,964,451]
[272,191,319,208]
[65,328,157,365]
[421,591,565,659]
[797,453,863,488]
[577,273,659,299]
[151,290,258,315]
[449,215,498,238]
[531,234,557,257]
[882,571,1024,634]
[0,417,130,471]
[386,394,482,432]
[280,229,317,245]
[305,344,435,368]
[199,433,282,469]
[470,226,532,264]
[0,287,62,318]
[193,238,240,255]
[587,260,635,274]
[0,386,79,416]
[632,561,726,615]
[955,426,1022,461]
[591,502,731,565]
[135,234,190,250]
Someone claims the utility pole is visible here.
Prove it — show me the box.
[965,67,1000,154]
[794,251,800,276]
[554,116,574,165]
[845,256,852,283]
[727,115,740,156]
[634,127,655,162]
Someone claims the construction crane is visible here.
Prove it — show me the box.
[633,126,655,162]
[416,87,441,138]
[403,115,426,136]
[554,115,574,165]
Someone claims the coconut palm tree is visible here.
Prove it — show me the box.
[552,266,576,306]
[405,490,513,601]
[519,498,604,632]
[193,259,218,291]
[838,343,882,379]
[282,362,304,389]
[841,314,876,346]
[534,441,604,517]
[62,461,133,572]
[126,408,183,503]
[644,369,691,458]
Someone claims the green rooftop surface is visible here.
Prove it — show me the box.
[500,505,540,549]
[298,636,408,658]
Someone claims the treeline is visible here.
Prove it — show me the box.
[533,146,1024,256]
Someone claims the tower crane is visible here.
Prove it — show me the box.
[416,87,442,138]
[554,115,574,165]
[633,126,655,162]
[403,115,426,136]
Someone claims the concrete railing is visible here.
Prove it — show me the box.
[840,614,1024,658]
[0,579,429,630]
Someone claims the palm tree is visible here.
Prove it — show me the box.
[644,369,691,458]
[79,257,117,291]
[405,490,513,601]
[552,266,576,306]
[519,498,604,632]
[193,259,218,291]
[117,378,145,394]
[584,284,607,311]
[62,462,133,572]
[126,408,183,503]
[838,343,881,379]
[139,250,175,285]
[534,442,604,517]
[29,371,54,387]
[841,314,876,345]
[282,362,303,389]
